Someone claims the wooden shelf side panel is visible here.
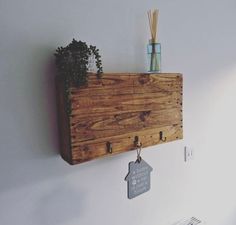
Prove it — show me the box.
[55,77,73,164]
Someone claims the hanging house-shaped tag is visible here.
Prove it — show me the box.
[125,159,153,199]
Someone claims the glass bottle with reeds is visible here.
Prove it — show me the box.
[147,9,161,73]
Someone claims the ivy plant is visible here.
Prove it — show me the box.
[55,39,103,87]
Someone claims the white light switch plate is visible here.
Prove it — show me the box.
[184,146,194,162]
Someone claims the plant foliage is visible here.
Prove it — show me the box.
[55,39,103,87]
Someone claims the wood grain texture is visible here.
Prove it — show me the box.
[55,76,72,163]
[56,73,183,165]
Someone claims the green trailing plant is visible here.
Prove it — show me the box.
[55,39,103,87]
[55,39,103,115]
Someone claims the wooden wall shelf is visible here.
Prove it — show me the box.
[56,73,183,165]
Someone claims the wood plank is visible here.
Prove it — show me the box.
[133,73,182,94]
[70,73,134,96]
[70,91,182,117]
[71,124,182,164]
[70,108,182,142]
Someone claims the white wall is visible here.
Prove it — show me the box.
[1,0,236,225]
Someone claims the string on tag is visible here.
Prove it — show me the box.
[136,141,142,163]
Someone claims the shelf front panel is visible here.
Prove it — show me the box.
[57,73,183,165]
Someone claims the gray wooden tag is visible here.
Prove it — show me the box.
[125,158,153,199]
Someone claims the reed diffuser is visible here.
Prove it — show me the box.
[147,9,161,73]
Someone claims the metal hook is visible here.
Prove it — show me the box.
[106,141,112,153]
[134,136,142,163]
[134,136,142,148]
[159,131,167,142]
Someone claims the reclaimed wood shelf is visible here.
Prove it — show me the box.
[56,73,183,165]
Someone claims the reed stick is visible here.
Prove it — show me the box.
[147,9,160,72]
[147,9,159,43]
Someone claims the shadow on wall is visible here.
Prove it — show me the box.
[0,43,120,194]
[23,47,60,159]
[0,46,77,193]
[34,182,87,225]
[43,53,60,157]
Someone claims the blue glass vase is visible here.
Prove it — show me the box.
[147,42,161,73]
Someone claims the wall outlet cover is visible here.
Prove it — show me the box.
[184,146,194,162]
